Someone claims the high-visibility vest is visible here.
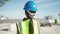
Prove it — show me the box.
[16,19,40,34]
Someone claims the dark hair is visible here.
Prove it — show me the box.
[25,10,28,14]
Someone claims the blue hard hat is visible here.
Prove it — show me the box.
[24,1,37,12]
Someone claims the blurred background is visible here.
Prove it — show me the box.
[0,0,60,34]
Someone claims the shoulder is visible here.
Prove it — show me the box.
[33,18,40,24]
[33,18,38,22]
[16,20,22,25]
[22,18,29,21]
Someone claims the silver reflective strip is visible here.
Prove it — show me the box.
[37,21,41,34]
[18,22,23,34]
[33,19,41,34]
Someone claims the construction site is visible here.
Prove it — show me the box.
[0,15,60,34]
[0,0,60,34]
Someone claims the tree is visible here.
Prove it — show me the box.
[0,0,10,7]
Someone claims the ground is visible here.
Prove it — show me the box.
[0,23,60,34]
[40,25,60,34]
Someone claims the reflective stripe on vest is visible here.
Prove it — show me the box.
[16,22,22,34]
[16,19,39,34]
[33,19,39,34]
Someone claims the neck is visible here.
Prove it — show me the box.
[27,17,33,20]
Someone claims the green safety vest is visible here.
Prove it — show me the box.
[16,19,40,34]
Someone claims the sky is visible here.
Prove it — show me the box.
[0,0,60,19]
